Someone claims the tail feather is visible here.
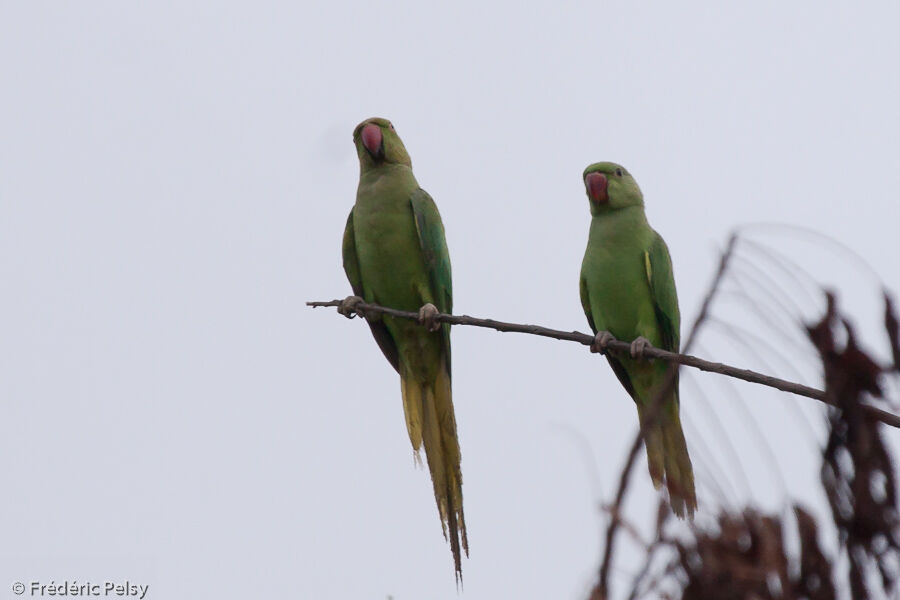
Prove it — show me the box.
[636,404,665,489]
[400,361,467,580]
[662,411,696,518]
[401,376,423,452]
[638,403,696,519]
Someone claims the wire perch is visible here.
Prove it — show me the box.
[305,298,900,429]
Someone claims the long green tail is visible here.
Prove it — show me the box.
[637,403,696,518]
[400,361,468,580]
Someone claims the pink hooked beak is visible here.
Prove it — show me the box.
[361,123,383,158]
[585,172,609,204]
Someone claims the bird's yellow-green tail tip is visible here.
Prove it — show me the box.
[400,362,468,579]
[638,405,697,519]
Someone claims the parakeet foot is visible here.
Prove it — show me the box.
[630,336,652,359]
[417,303,442,332]
[591,331,616,354]
[338,295,365,320]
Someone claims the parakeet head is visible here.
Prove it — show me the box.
[583,162,644,214]
[353,117,412,170]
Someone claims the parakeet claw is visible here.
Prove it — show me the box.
[417,303,442,332]
[591,331,616,354]
[630,336,652,359]
[338,295,366,320]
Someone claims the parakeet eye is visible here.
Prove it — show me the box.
[615,168,623,177]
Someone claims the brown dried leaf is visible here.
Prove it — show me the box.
[793,505,836,600]
[808,292,900,599]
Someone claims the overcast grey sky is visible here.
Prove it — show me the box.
[1,2,899,599]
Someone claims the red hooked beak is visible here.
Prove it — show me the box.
[585,172,609,205]
[361,123,384,159]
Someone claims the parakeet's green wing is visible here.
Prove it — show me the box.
[410,187,452,372]
[342,209,400,372]
[341,210,364,296]
[645,232,680,354]
[579,276,595,334]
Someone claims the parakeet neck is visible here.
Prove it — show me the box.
[591,200,646,216]
[589,205,649,241]
[357,163,418,205]
[359,162,414,182]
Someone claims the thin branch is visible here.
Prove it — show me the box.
[304,297,900,429]
[591,426,661,600]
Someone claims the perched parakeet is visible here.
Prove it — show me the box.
[340,117,467,577]
[578,162,696,517]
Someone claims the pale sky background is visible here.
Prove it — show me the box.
[1,2,899,599]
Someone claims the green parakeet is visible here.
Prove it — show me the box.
[341,117,467,577]
[578,162,696,518]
